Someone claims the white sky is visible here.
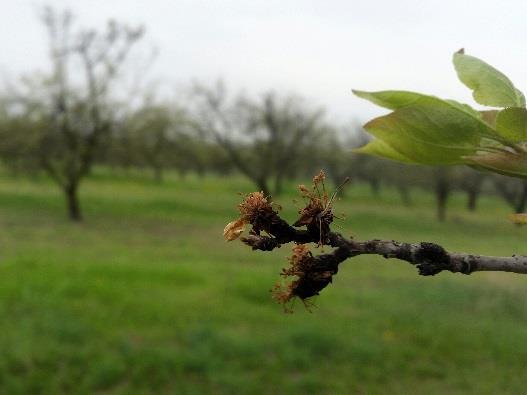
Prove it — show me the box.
[2,0,527,123]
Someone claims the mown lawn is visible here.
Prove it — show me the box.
[1,171,527,394]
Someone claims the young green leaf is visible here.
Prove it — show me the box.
[353,90,481,119]
[352,90,426,110]
[363,107,483,164]
[479,110,499,127]
[355,91,498,165]
[355,52,527,188]
[453,50,525,108]
[353,139,414,163]
[495,107,527,143]
[466,151,527,178]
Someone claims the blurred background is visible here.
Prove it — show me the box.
[2,1,527,394]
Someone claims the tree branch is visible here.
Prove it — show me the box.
[228,177,527,309]
[240,208,527,276]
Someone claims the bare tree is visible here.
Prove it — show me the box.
[456,168,487,212]
[316,124,366,195]
[190,82,324,196]
[433,168,452,222]
[125,102,188,183]
[3,7,145,221]
[492,175,527,214]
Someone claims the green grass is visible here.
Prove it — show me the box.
[1,171,527,394]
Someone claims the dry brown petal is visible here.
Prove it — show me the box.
[293,199,324,227]
[223,218,246,241]
[293,212,315,227]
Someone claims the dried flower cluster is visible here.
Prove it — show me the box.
[223,191,277,241]
[225,172,527,313]
[272,244,338,312]
[293,170,347,247]
[224,171,347,311]
[272,244,314,308]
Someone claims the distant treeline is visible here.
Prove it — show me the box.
[0,7,523,221]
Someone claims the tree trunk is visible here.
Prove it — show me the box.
[274,174,284,196]
[435,178,450,222]
[177,168,187,180]
[154,165,163,184]
[196,164,206,178]
[64,183,82,222]
[369,178,380,196]
[397,185,412,206]
[514,181,527,213]
[123,162,131,175]
[467,189,479,212]
[256,178,271,197]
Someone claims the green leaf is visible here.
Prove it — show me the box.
[353,90,481,119]
[453,50,525,108]
[354,53,527,181]
[352,90,426,110]
[356,91,498,165]
[353,139,414,163]
[479,110,499,127]
[364,110,475,164]
[495,107,527,143]
[466,152,527,178]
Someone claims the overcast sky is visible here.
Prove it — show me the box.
[2,0,527,122]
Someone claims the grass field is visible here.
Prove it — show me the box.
[1,171,527,394]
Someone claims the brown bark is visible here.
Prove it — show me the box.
[64,183,82,222]
[240,210,527,276]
